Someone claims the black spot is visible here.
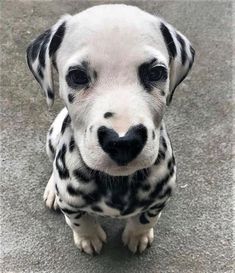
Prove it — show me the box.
[104,112,114,118]
[133,168,150,182]
[60,207,80,214]
[48,139,55,155]
[154,150,165,165]
[61,114,71,134]
[55,144,69,179]
[49,22,66,57]
[150,202,166,210]
[37,66,44,79]
[73,169,90,183]
[27,29,50,63]
[83,191,100,205]
[139,213,150,224]
[69,137,75,152]
[165,187,172,196]
[160,22,177,60]
[52,58,58,71]
[67,184,82,196]
[147,211,159,217]
[176,33,186,65]
[167,45,195,106]
[161,136,167,150]
[38,30,51,68]
[91,206,103,212]
[26,50,40,86]
[189,46,195,70]
[167,158,174,170]
[121,206,135,216]
[49,127,53,135]
[159,187,172,198]
[169,166,175,177]
[93,70,98,80]
[150,174,170,199]
[73,223,80,227]
[152,130,155,140]
[55,183,59,195]
[68,93,75,103]
[160,90,165,96]
[139,199,155,210]
[106,198,125,212]
[47,87,54,99]
[142,184,151,191]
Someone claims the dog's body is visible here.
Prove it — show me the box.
[27,5,194,254]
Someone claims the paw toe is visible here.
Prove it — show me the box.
[73,225,107,255]
[122,228,154,253]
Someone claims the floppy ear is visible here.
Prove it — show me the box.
[160,21,195,105]
[26,15,71,106]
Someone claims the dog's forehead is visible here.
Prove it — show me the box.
[57,5,168,68]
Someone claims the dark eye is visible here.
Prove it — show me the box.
[66,67,90,88]
[148,66,168,82]
[138,61,168,91]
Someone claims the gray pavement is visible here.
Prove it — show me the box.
[1,1,233,273]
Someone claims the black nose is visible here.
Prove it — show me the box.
[97,124,147,166]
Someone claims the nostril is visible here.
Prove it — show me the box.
[97,126,118,148]
[127,124,147,144]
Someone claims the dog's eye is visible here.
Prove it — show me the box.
[66,68,90,88]
[138,62,168,91]
[148,66,167,82]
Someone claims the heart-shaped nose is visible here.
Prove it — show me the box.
[97,124,147,166]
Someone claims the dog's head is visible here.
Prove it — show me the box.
[27,5,194,176]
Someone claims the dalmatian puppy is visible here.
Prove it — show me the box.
[26,4,194,254]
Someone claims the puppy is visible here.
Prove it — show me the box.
[26,4,194,254]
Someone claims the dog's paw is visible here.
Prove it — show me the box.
[43,174,58,210]
[122,227,154,253]
[73,225,107,255]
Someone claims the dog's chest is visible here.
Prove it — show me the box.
[83,174,154,217]
[57,162,174,218]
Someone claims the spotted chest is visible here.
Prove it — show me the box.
[50,117,176,219]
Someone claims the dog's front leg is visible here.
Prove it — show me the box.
[122,209,163,253]
[63,211,107,255]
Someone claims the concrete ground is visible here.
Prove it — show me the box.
[1,1,233,272]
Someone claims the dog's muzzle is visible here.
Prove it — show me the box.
[97,124,147,166]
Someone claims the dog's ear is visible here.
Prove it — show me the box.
[26,15,71,106]
[159,21,195,105]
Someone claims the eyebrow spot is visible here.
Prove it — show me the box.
[104,112,114,118]
[68,93,75,103]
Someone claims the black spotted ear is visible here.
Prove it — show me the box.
[160,21,195,105]
[26,15,71,106]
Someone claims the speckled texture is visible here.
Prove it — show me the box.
[1,1,233,273]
